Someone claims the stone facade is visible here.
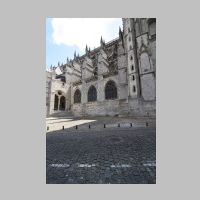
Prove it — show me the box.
[46,18,156,117]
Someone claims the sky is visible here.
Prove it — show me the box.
[46,18,122,69]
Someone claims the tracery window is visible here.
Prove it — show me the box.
[74,89,81,104]
[88,85,97,102]
[105,80,117,100]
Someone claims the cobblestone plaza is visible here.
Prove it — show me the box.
[46,118,156,184]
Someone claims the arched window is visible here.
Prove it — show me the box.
[88,85,97,102]
[59,96,66,110]
[54,94,58,110]
[105,80,117,100]
[74,89,81,104]
[132,75,135,80]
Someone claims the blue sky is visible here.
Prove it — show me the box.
[46,18,122,69]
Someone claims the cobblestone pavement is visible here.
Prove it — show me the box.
[46,127,156,184]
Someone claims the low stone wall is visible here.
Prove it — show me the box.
[72,100,120,117]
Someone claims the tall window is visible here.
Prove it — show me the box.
[88,85,97,102]
[74,89,81,103]
[105,80,117,100]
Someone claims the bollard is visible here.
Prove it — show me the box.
[47,126,49,131]
[62,126,64,130]
[146,122,148,127]
[76,125,78,129]
[89,124,91,129]
[104,124,106,128]
[118,123,120,127]
[130,123,132,127]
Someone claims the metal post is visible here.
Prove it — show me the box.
[118,123,120,127]
[62,126,64,130]
[76,125,78,129]
[104,124,106,128]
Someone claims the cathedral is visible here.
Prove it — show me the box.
[46,18,156,117]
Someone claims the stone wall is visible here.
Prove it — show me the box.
[72,100,120,117]
[128,97,156,117]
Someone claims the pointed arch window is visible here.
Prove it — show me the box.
[88,85,97,102]
[105,80,117,100]
[74,89,81,104]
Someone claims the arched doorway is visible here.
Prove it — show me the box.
[59,96,66,110]
[54,94,59,110]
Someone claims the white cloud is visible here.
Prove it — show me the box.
[51,18,122,52]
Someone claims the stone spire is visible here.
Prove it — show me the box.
[85,44,89,55]
[119,27,123,40]
[100,36,104,46]
[100,36,105,48]
[74,51,76,59]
